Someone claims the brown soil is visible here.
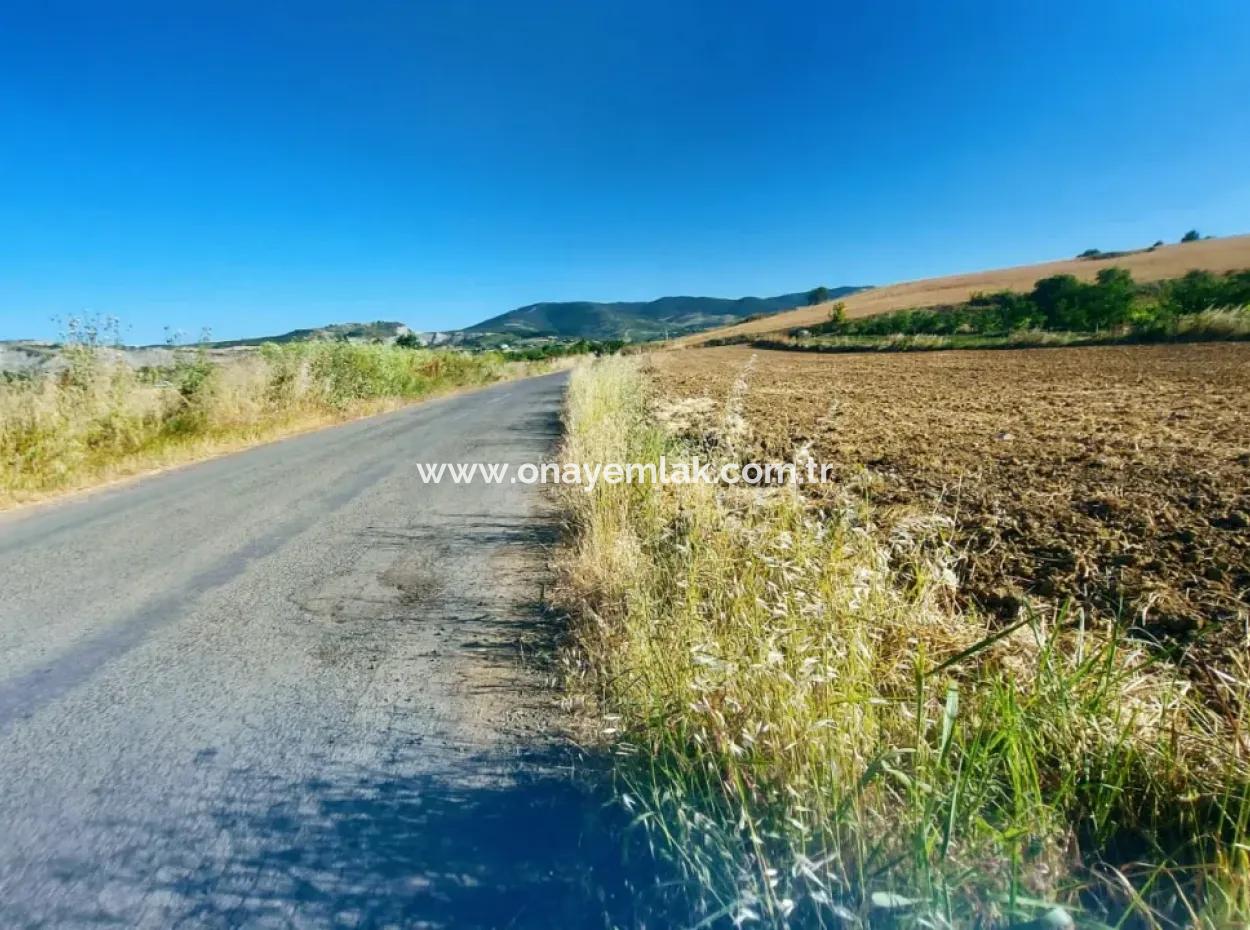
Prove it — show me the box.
[675,233,1250,346]
[649,343,1250,663]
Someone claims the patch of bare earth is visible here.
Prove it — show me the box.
[649,343,1250,671]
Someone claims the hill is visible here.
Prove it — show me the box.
[206,320,412,348]
[0,321,417,375]
[675,234,1250,346]
[462,288,865,341]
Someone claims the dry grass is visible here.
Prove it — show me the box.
[556,355,1250,928]
[675,234,1250,347]
[0,342,545,509]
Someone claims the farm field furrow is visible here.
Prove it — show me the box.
[650,343,1250,668]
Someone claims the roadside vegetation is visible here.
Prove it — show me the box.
[0,323,548,507]
[498,338,627,362]
[556,357,1250,928]
[771,269,1250,353]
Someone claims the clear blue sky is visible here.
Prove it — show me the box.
[2,1,1248,344]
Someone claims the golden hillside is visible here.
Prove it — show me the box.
[676,233,1250,346]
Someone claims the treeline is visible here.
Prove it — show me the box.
[394,333,625,360]
[811,268,1250,338]
[500,339,625,361]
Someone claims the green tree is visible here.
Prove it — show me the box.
[807,286,830,305]
[1086,267,1135,330]
[1163,270,1219,315]
[1181,229,1201,243]
[1162,269,1250,314]
[395,332,422,349]
[1030,274,1086,329]
[972,290,1038,332]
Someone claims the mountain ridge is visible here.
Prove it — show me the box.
[0,286,868,355]
[463,287,866,341]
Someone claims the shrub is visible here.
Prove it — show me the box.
[1160,269,1250,315]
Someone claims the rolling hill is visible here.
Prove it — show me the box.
[675,234,1250,346]
[462,288,866,341]
[2,287,871,372]
[205,321,412,348]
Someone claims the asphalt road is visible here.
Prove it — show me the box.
[0,372,651,929]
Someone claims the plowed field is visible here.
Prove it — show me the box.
[650,343,1250,665]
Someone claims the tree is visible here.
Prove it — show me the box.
[1181,229,1201,243]
[1086,267,1135,330]
[807,286,830,306]
[982,290,1038,332]
[1162,269,1250,315]
[1030,274,1086,329]
[826,301,847,327]
[395,332,422,349]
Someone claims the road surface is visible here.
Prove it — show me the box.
[0,372,650,929]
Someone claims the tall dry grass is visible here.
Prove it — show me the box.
[1171,306,1250,340]
[557,357,1250,928]
[0,340,532,506]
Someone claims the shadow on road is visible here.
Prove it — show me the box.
[115,748,673,929]
[109,492,676,929]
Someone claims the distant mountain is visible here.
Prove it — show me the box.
[461,288,867,341]
[1,288,872,371]
[205,321,411,348]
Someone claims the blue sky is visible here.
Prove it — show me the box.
[2,1,1248,344]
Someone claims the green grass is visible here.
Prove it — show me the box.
[556,358,1250,928]
[0,340,544,506]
